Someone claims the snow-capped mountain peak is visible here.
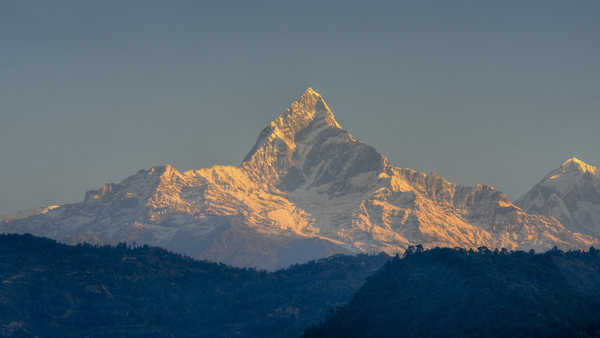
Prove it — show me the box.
[517,157,600,237]
[548,157,598,178]
[241,88,385,188]
[243,87,342,164]
[292,87,341,129]
[2,89,597,269]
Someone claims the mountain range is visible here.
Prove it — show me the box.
[1,88,599,269]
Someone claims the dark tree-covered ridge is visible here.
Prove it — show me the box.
[0,234,389,337]
[303,246,600,338]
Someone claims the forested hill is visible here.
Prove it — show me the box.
[0,234,389,337]
[303,247,600,338]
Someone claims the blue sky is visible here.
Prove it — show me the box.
[1,1,599,212]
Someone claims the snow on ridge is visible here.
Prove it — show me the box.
[1,89,598,269]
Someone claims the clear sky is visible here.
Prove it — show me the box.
[1,1,599,213]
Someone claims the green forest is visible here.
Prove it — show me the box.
[0,234,388,337]
[3,235,600,337]
[303,246,600,338]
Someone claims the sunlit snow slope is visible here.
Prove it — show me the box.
[1,89,596,268]
[516,157,600,237]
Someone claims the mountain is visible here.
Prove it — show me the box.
[303,247,600,338]
[516,157,600,237]
[1,88,596,269]
[0,205,59,222]
[0,233,389,338]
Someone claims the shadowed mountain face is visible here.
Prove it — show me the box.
[0,89,597,268]
[517,157,600,237]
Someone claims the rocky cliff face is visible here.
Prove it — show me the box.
[516,157,600,237]
[1,89,597,268]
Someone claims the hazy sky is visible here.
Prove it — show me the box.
[1,1,599,213]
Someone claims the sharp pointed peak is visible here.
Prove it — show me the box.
[546,157,597,179]
[301,87,320,97]
[562,157,586,167]
[286,87,341,129]
[305,86,317,92]
[561,157,596,171]
[242,88,344,164]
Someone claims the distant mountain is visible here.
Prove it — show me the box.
[516,157,600,237]
[0,205,59,222]
[303,247,600,338]
[0,234,389,338]
[1,89,596,268]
